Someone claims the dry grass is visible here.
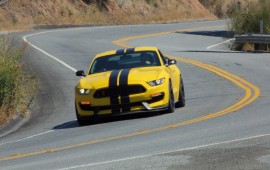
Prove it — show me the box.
[0,0,217,31]
[108,0,215,24]
[200,0,250,18]
[0,36,38,126]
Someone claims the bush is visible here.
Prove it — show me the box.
[230,0,270,34]
[0,36,37,125]
[0,37,21,107]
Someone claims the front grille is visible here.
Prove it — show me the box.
[94,85,146,98]
[79,102,143,113]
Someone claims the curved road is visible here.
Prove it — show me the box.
[1,20,270,169]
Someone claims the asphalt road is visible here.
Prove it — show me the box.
[1,20,270,169]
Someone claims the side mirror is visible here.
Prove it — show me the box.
[168,59,177,65]
[76,70,85,77]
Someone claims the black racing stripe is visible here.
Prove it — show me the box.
[116,49,125,55]
[119,69,132,113]
[119,69,131,85]
[109,70,121,114]
[125,48,135,54]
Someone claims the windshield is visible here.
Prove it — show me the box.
[89,51,161,74]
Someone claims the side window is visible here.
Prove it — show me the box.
[158,50,167,65]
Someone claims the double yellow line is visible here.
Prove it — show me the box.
[168,57,259,126]
[0,25,260,161]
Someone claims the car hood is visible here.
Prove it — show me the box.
[77,67,164,89]
[127,67,163,81]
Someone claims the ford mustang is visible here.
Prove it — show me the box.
[75,46,185,125]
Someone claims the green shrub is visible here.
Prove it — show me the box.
[0,36,37,125]
[0,37,21,107]
[230,0,270,34]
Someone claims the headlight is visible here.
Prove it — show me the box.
[147,78,165,86]
[77,88,91,95]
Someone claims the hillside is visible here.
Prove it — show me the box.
[200,0,250,18]
[0,0,218,30]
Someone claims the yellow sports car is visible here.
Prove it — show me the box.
[75,46,185,125]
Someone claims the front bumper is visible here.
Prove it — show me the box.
[75,82,169,117]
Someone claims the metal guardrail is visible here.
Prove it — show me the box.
[234,34,270,44]
[0,0,8,6]
[234,34,270,51]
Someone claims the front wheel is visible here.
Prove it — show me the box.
[166,81,175,113]
[175,76,185,108]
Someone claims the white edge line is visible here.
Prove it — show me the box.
[21,26,129,74]
[0,121,76,146]
[0,116,29,139]
[206,38,235,50]
[21,25,138,72]
[23,32,77,72]
[58,133,270,170]
[0,130,53,146]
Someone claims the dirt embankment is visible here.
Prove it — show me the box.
[0,0,218,30]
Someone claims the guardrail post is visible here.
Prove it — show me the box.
[260,20,264,34]
[237,1,241,10]
[254,20,267,51]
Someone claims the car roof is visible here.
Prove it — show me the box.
[94,46,159,59]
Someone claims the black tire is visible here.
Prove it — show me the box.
[75,103,89,126]
[175,76,185,108]
[166,81,175,113]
